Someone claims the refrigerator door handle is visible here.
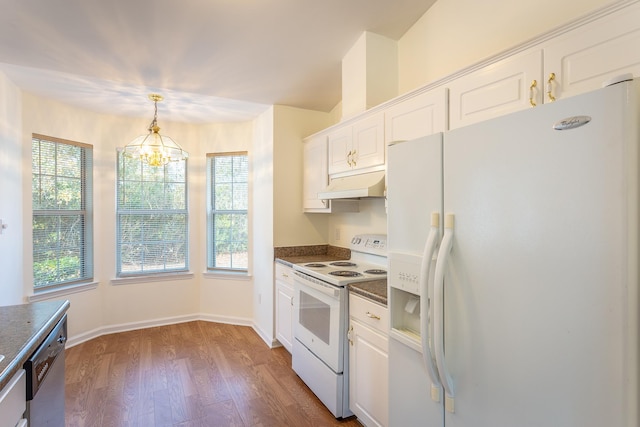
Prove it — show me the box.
[420,212,443,402]
[434,213,455,413]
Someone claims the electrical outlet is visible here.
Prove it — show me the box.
[335,227,341,241]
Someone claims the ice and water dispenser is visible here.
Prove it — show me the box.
[388,252,428,349]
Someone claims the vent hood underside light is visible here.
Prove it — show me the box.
[317,170,386,200]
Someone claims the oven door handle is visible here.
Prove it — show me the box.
[294,272,340,297]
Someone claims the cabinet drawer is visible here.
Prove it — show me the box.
[0,369,26,427]
[275,262,295,286]
[349,293,389,335]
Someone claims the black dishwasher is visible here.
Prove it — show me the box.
[24,314,67,426]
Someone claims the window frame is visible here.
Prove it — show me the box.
[206,151,249,273]
[115,151,189,278]
[31,133,94,291]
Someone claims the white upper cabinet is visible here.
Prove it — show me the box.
[328,112,385,176]
[303,134,329,211]
[303,1,640,205]
[303,134,359,213]
[449,1,640,129]
[384,87,448,144]
[448,49,543,130]
[327,125,352,175]
[351,112,385,171]
[542,1,640,102]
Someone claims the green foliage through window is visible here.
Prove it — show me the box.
[116,153,188,275]
[32,135,93,289]
[207,152,248,271]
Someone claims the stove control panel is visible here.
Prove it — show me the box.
[350,234,387,256]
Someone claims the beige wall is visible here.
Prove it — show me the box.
[251,105,334,345]
[198,121,254,324]
[18,93,262,341]
[398,0,615,95]
[251,107,275,344]
[21,94,203,339]
[11,88,339,345]
[273,105,331,247]
[328,199,387,247]
[0,71,24,306]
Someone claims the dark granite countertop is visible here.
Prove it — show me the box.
[276,254,348,267]
[349,280,387,306]
[0,299,70,391]
[275,244,350,267]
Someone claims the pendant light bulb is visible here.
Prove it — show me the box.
[123,94,188,166]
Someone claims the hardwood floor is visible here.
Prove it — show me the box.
[65,321,362,427]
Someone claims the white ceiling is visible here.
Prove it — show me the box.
[0,0,435,123]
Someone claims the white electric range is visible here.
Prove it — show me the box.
[291,234,387,418]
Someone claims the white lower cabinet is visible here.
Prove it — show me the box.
[275,262,294,353]
[348,294,389,427]
[0,369,26,427]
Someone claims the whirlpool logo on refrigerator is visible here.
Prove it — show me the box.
[553,115,592,130]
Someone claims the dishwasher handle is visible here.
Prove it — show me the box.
[24,315,67,400]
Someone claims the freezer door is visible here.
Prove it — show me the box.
[387,133,443,258]
[442,80,639,427]
[387,133,445,427]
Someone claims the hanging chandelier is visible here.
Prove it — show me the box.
[123,94,188,167]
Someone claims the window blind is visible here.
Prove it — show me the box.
[32,134,93,289]
[207,152,248,271]
[116,153,188,275]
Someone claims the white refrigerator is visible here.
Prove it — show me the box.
[387,78,640,427]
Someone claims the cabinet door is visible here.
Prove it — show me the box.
[0,369,26,427]
[448,49,543,129]
[543,2,640,102]
[276,280,294,353]
[351,112,385,171]
[327,126,353,175]
[385,87,448,144]
[349,319,389,427]
[303,135,329,211]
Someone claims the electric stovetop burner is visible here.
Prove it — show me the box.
[304,263,327,268]
[329,270,363,277]
[330,261,357,267]
[364,269,387,275]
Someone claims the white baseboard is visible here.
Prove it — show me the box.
[66,313,254,348]
[251,322,281,349]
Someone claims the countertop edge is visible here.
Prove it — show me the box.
[275,258,294,268]
[0,300,70,391]
[348,280,388,307]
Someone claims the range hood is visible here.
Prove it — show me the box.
[317,171,385,200]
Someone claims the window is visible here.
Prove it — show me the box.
[207,152,248,271]
[116,153,188,276]
[32,134,93,290]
